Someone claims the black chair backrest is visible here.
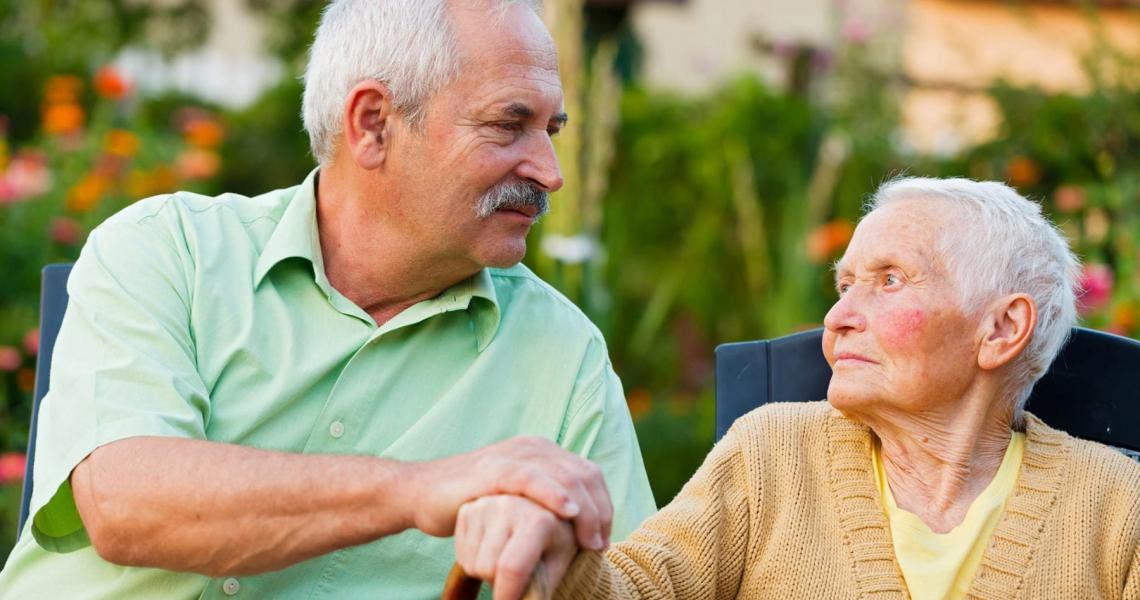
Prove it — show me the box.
[715,327,1140,456]
[18,263,72,538]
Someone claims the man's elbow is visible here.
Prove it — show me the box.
[72,455,147,567]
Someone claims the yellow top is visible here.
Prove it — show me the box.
[872,432,1025,600]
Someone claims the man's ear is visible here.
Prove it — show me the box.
[342,80,396,170]
[978,293,1037,371]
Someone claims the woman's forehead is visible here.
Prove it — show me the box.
[839,202,949,271]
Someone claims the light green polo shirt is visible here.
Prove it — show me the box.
[0,170,655,599]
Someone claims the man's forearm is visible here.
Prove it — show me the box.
[70,434,613,578]
[72,436,415,577]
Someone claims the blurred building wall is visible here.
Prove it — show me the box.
[115,0,282,108]
[631,0,1140,153]
[903,0,1140,153]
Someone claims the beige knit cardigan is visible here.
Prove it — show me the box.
[556,401,1140,599]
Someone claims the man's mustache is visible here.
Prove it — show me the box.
[475,179,550,220]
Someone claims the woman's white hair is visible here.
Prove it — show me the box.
[866,177,1081,422]
[302,0,542,166]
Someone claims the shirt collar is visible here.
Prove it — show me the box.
[254,168,327,292]
[253,168,502,351]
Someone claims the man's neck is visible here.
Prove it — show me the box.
[315,167,480,327]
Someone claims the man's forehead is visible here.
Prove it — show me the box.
[450,1,558,71]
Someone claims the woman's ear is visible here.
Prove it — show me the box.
[978,293,1037,370]
[342,80,395,170]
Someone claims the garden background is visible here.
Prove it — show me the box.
[2,0,1139,561]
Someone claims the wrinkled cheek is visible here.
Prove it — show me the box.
[879,308,927,351]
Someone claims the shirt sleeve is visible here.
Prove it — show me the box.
[555,419,753,600]
[557,336,657,542]
[30,205,211,552]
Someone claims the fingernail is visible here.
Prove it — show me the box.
[564,501,580,516]
[592,534,604,550]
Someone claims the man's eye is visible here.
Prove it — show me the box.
[838,283,851,295]
[885,274,900,286]
[495,122,524,133]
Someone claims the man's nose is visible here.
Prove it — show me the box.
[516,133,564,193]
[823,289,867,333]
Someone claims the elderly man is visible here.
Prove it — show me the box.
[455,177,1140,599]
[0,0,654,597]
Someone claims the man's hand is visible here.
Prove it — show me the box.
[455,495,578,600]
[406,436,612,552]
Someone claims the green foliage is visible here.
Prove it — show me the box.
[2,0,1140,551]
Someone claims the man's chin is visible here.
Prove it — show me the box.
[476,241,529,269]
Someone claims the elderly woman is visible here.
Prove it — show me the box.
[453,177,1140,600]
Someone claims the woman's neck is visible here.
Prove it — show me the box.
[864,396,1014,533]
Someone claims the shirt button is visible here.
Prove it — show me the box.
[222,577,240,595]
[329,421,345,439]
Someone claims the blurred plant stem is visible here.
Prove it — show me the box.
[537,0,623,319]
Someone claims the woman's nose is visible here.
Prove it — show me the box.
[824,289,867,333]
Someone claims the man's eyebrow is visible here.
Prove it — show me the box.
[502,102,569,126]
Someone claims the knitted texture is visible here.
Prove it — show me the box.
[556,401,1140,599]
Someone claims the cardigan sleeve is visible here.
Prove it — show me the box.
[554,420,755,600]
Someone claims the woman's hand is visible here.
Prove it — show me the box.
[455,495,581,600]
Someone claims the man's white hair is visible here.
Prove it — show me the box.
[866,177,1081,422]
[302,0,542,165]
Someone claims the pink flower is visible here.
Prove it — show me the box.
[0,346,20,372]
[50,217,83,246]
[1053,185,1085,213]
[842,18,871,45]
[0,152,51,203]
[1077,264,1113,314]
[0,452,26,484]
[23,329,39,356]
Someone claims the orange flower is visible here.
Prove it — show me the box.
[1006,156,1041,187]
[806,220,855,264]
[67,173,110,212]
[17,367,35,392]
[104,129,141,158]
[183,118,225,149]
[42,103,85,135]
[43,76,83,105]
[626,388,652,421]
[94,66,131,100]
[176,149,220,180]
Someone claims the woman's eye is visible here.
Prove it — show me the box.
[838,283,851,295]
